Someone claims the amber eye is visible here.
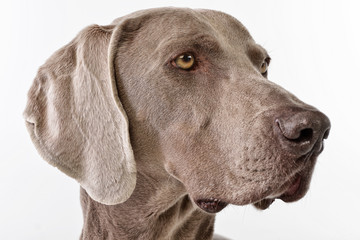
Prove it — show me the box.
[260,61,268,74]
[260,57,271,75]
[174,53,195,70]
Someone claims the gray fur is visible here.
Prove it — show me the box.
[24,8,330,239]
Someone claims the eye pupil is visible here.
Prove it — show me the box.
[181,54,192,62]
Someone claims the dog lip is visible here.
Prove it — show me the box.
[195,198,228,214]
[254,175,303,210]
[278,175,304,202]
[284,175,302,196]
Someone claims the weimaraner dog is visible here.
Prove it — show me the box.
[24,7,330,240]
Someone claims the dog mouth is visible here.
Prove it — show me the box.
[192,150,318,214]
[194,174,305,213]
[253,174,304,210]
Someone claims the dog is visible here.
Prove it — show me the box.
[24,7,331,239]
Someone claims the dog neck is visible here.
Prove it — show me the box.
[79,169,215,239]
[79,118,216,239]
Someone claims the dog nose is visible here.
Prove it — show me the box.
[275,108,331,155]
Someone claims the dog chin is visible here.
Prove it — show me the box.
[253,174,307,210]
[253,198,276,210]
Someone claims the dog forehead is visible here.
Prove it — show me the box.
[196,9,253,39]
[113,8,253,42]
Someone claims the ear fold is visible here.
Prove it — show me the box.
[23,23,136,205]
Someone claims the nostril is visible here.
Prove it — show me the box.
[275,119,313,144]
[294,128,313,143]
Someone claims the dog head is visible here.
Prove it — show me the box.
[24,8,330,213]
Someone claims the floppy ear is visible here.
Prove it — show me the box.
[23,23,136,205]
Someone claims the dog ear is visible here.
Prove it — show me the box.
[23,22,137,205]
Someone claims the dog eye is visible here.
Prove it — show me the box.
[260,61,268,74]
[260,57,271,76]
[173,53,195,70]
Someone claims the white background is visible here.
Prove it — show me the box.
[1,0,359,239]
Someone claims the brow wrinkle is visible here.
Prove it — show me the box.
[158,34,222,58]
